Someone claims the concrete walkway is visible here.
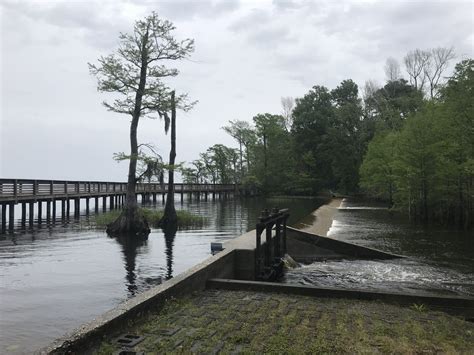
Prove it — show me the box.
[95,289,474,354]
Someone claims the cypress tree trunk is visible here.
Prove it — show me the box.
[107,29,150,238]
[160,91,178,228]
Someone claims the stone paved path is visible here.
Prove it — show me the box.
[97,289,474,354]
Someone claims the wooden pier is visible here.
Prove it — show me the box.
[0,179,239,233]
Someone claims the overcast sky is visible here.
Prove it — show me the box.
[1,0,472,181]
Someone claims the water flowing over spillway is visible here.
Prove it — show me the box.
[284,198,474,297]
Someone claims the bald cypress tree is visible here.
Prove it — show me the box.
[89,13,194,237]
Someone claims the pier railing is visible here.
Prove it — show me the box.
[0,179,240,233]
[0,179,237,202]
[255,208,290,281]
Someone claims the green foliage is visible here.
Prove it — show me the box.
[88,12,194,118]
[360,132,399,203]
[360,59,474,227]
[364,79,424,131]
[292,85,335,194]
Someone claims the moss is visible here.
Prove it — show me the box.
[91,208,207,229]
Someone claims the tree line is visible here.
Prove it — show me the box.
[183,50,472,228]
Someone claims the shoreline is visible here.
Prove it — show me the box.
[298,197,343,236]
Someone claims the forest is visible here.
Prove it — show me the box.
[181,50,473,229]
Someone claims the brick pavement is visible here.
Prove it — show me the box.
[96,289,474,354]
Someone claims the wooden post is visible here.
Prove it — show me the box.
[29,203,34,225]
[38,201,42,223]
[46,201,51,221]
[74,198,80,217]
[153,193,156,204]
[66,199,70,217]
[50,180,54,196]
[61,200,66,219]
[1,204,6,233]
[21,203,26,225]
[86,198,90,214]
[52,200,56,222]
[95,197,99,213]
[110,195,114,209]
[9,203,16,231]
[102,196,106,211]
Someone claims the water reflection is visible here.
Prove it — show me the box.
[163,223,178,280]
[113,235,148,297]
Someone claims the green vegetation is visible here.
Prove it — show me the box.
[180,49,472,228]
[93,208,207,229]
[361,60,473,227]
[95,289,474,354]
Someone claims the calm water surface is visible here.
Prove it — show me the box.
[0,196,323,354]
[285,198,474,297]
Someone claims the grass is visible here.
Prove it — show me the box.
[92,208,208,229]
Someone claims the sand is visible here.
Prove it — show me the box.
[300,198,343,237]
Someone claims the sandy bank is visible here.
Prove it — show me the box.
[299,197,343,236]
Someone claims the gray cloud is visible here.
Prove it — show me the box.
[272,0,305,11]
[130,0,241,20]
[1,0,472,180]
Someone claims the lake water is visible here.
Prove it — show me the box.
[285,198,474,297]
[0,196,323,354]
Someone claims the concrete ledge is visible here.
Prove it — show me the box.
[40,249,236,354]
[207,278,474,318]
[287,226,404,260]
